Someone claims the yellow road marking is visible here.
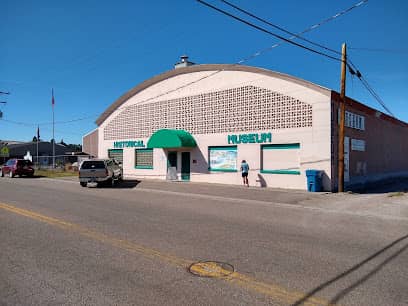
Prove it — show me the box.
[0,202,334,306]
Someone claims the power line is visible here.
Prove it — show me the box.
[4,2,365,133]
[39,115,98,126]
[102,0,396,130]
[104,1,367,118]
[347,60,395,117]
[0,119,34,127]
[198,0,395,118]
[3,22,183,92]
[0,119,86,136]
[0,115,97,127]
[220,0,341,56]
[296,0,368,37]
[349,47,408,54]
[358,76,394,117]
[196,0,342,63]
[234,0,368,64]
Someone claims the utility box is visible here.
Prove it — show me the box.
[306,170,323,192]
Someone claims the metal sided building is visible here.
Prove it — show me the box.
[83,59,408,191]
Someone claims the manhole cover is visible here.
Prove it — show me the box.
[189,261,234,278]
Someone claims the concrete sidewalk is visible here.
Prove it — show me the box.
[55,175,320,202]
[133,178,325,204]
[54,176,407,219]
[134,179,408,221]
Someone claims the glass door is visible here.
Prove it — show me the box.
[167,151,178,180]
[181,152,190,181]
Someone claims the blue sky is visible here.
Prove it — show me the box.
[1,0,407,144]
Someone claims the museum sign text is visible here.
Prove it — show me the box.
[113,140,145,148]
[227,132,272,144]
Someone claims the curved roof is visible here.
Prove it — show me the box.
[147,129,197,148]
[96,64,331,126]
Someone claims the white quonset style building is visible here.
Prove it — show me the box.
[83,57,408,191]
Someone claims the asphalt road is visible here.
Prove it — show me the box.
[0,177,407,306]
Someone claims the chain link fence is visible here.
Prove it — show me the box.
[32,155,91,171]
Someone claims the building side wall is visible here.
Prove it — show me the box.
[82,129,99,158]
[331,92,408,189]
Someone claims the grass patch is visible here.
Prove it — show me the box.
[35,169,78,178]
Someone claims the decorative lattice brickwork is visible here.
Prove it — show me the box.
[104,85,312,140]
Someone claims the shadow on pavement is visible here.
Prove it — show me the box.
[349,177,408,194]
[78,180,141,189]
[115,180,141,189]
[291,234,408,306]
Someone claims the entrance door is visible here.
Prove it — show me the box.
[181,152,190,181]
[168,151,177,168]
[167,151,178,180]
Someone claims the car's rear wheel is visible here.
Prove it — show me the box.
[80,182,87,187]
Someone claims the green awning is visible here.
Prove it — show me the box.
[147,129,197,149]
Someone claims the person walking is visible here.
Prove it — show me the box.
[240,160,249,187]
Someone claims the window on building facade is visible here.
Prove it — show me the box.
[338,109,365,131]
[208,146,237,172]
[108,149,123,164]
[135,149,153,169]
[261,143,301,175]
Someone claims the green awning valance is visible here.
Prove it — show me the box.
[147,129,197,149]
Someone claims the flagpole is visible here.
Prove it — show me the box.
[52,89,55,169]
[36,125,39,169]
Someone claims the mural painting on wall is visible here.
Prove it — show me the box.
[209,148,237,171]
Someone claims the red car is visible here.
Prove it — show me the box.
[0,159,35,178]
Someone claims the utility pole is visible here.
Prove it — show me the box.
[338,43,347,192]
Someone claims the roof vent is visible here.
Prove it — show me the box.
[174,55,195,69]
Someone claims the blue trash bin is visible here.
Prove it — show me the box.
[306,170,323,192]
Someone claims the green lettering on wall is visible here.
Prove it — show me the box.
[227,133,272,144]
[228,135,237,144]
[114,140,145,148]
[233,135,241,144]
[255,134,262,143]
